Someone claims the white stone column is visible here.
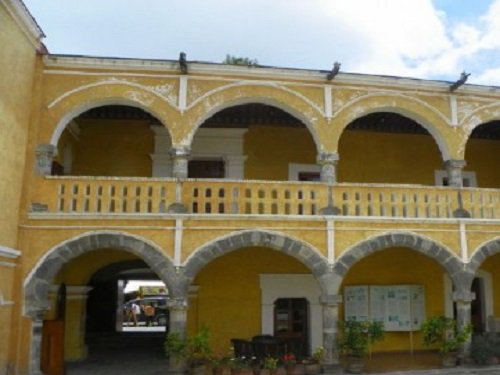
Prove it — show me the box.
[453,289,474,363]
[223,155,247,179]
[167,298,189,374]
[317,152,339,185]
[170,147,191,179]
[28,309,46,375]
[320,294,342,374]
[35,144,56,176]
[444,159,466,188]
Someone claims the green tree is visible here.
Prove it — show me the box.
[223,54,258,66]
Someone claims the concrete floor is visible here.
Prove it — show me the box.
[66,334,500,375]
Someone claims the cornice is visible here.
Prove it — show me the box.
[43,54,500,97]
[2,0,45,48]
[0,245,21,258]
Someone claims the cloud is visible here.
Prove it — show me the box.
[23,0,500,85]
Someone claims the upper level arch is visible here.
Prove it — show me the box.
[23,231,178,316]
[181,229,329,294]
[331,231,463,293]
[331,93,452,160]
[45,81,179,146]
[183,83,324,151]
[468,237,500,276]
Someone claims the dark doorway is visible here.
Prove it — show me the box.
[188,160,225,178]
[471,277,485,333]
[274,298,309,358]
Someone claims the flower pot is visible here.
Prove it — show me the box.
[286,364,305,375]
[345,356,364,374]
[304,363,320,375]
[231,368,254,375]
[441,352,458,368]
[214,367,232,375]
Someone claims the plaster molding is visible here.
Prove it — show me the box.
[47,79,177,110]
[185,81,325,117]
[460,102,500,132]
[0,261,17,268]
[2,0,44,48]
[0,245,21,258]
[334,91,451,127]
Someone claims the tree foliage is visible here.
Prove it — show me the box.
[223,54,258,66]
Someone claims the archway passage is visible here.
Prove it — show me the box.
[189,247,320,359]
[190,103,319,181]
[53,105,165,177]
[464,120,500,188]
[338,112,443,185]
[339,247,449,372]
[40,250,170,374]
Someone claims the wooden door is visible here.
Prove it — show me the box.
[41,320,65,375]
[274,298,308,358]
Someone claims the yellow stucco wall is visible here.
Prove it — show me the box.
[479,255,500,317]
[189,247,309,354]
[341,248,446,352]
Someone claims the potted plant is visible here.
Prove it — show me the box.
[260,356,279,375]
[187,326,213,375]
[303,346,324,375]
[212,353,233,375]
[230,355,255,375]
[282,353,304,375]
[165,331,188,369]
[338,320,385,374]
[421,316,472,367]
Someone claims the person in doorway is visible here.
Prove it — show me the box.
[127,302,140,326]
[144,303,155,326]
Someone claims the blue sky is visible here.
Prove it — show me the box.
[23,0,500,85]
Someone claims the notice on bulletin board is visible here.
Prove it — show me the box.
[344,285,426,332]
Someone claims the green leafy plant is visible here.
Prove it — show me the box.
[187,326,213,366]
[223,54,258,66]
[164,331,188,362]
[338,320,385,358]
[421,316,472,353]
[262,356,279,370]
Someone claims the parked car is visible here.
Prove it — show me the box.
[123,296,169,327]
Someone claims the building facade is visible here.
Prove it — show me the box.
[1,1,500,374]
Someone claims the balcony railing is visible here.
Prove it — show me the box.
[33,176,500,220]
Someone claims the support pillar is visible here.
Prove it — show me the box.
[35,144,56,176]
[170,147,190,179]
[28,309,46,375]
[317,152,339,185]
[453,289,474,363]
[168,147,190,213]
[320,294,342,374]
[444,159,466,188]
[167,297,189,374]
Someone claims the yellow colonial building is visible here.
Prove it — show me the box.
[1,1,499,374]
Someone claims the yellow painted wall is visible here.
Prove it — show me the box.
[465,138,500,188]
[0,2,39,372]
[70,119,154,177]
[340,248,446,352]
[479,255,500,316]
[338,131,443,184]
[190,247,309,354]
[244,125,316,180]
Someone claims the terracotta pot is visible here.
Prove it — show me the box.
[214,367,232,375]
[286,364,305,375]
[345,356,364,374]
[441,352,458,367]
[231,368,254,375]
[304,363,320,375]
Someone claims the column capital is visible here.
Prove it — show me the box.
[444,159,467,187]
[319,293,342,306]
[453,290,475,304]
[35,144,56,176]
[167,297,189,310]
[316,152,339,165]
[169,147,191,159]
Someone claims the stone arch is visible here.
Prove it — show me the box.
[181,229,330,294]
[183,83,324,151]
[468,236,500,277]
[45,81,180,146]
[24,231,179,316]
[460,103,500,159]
[331,93,452,160]
[330,231,464,293]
